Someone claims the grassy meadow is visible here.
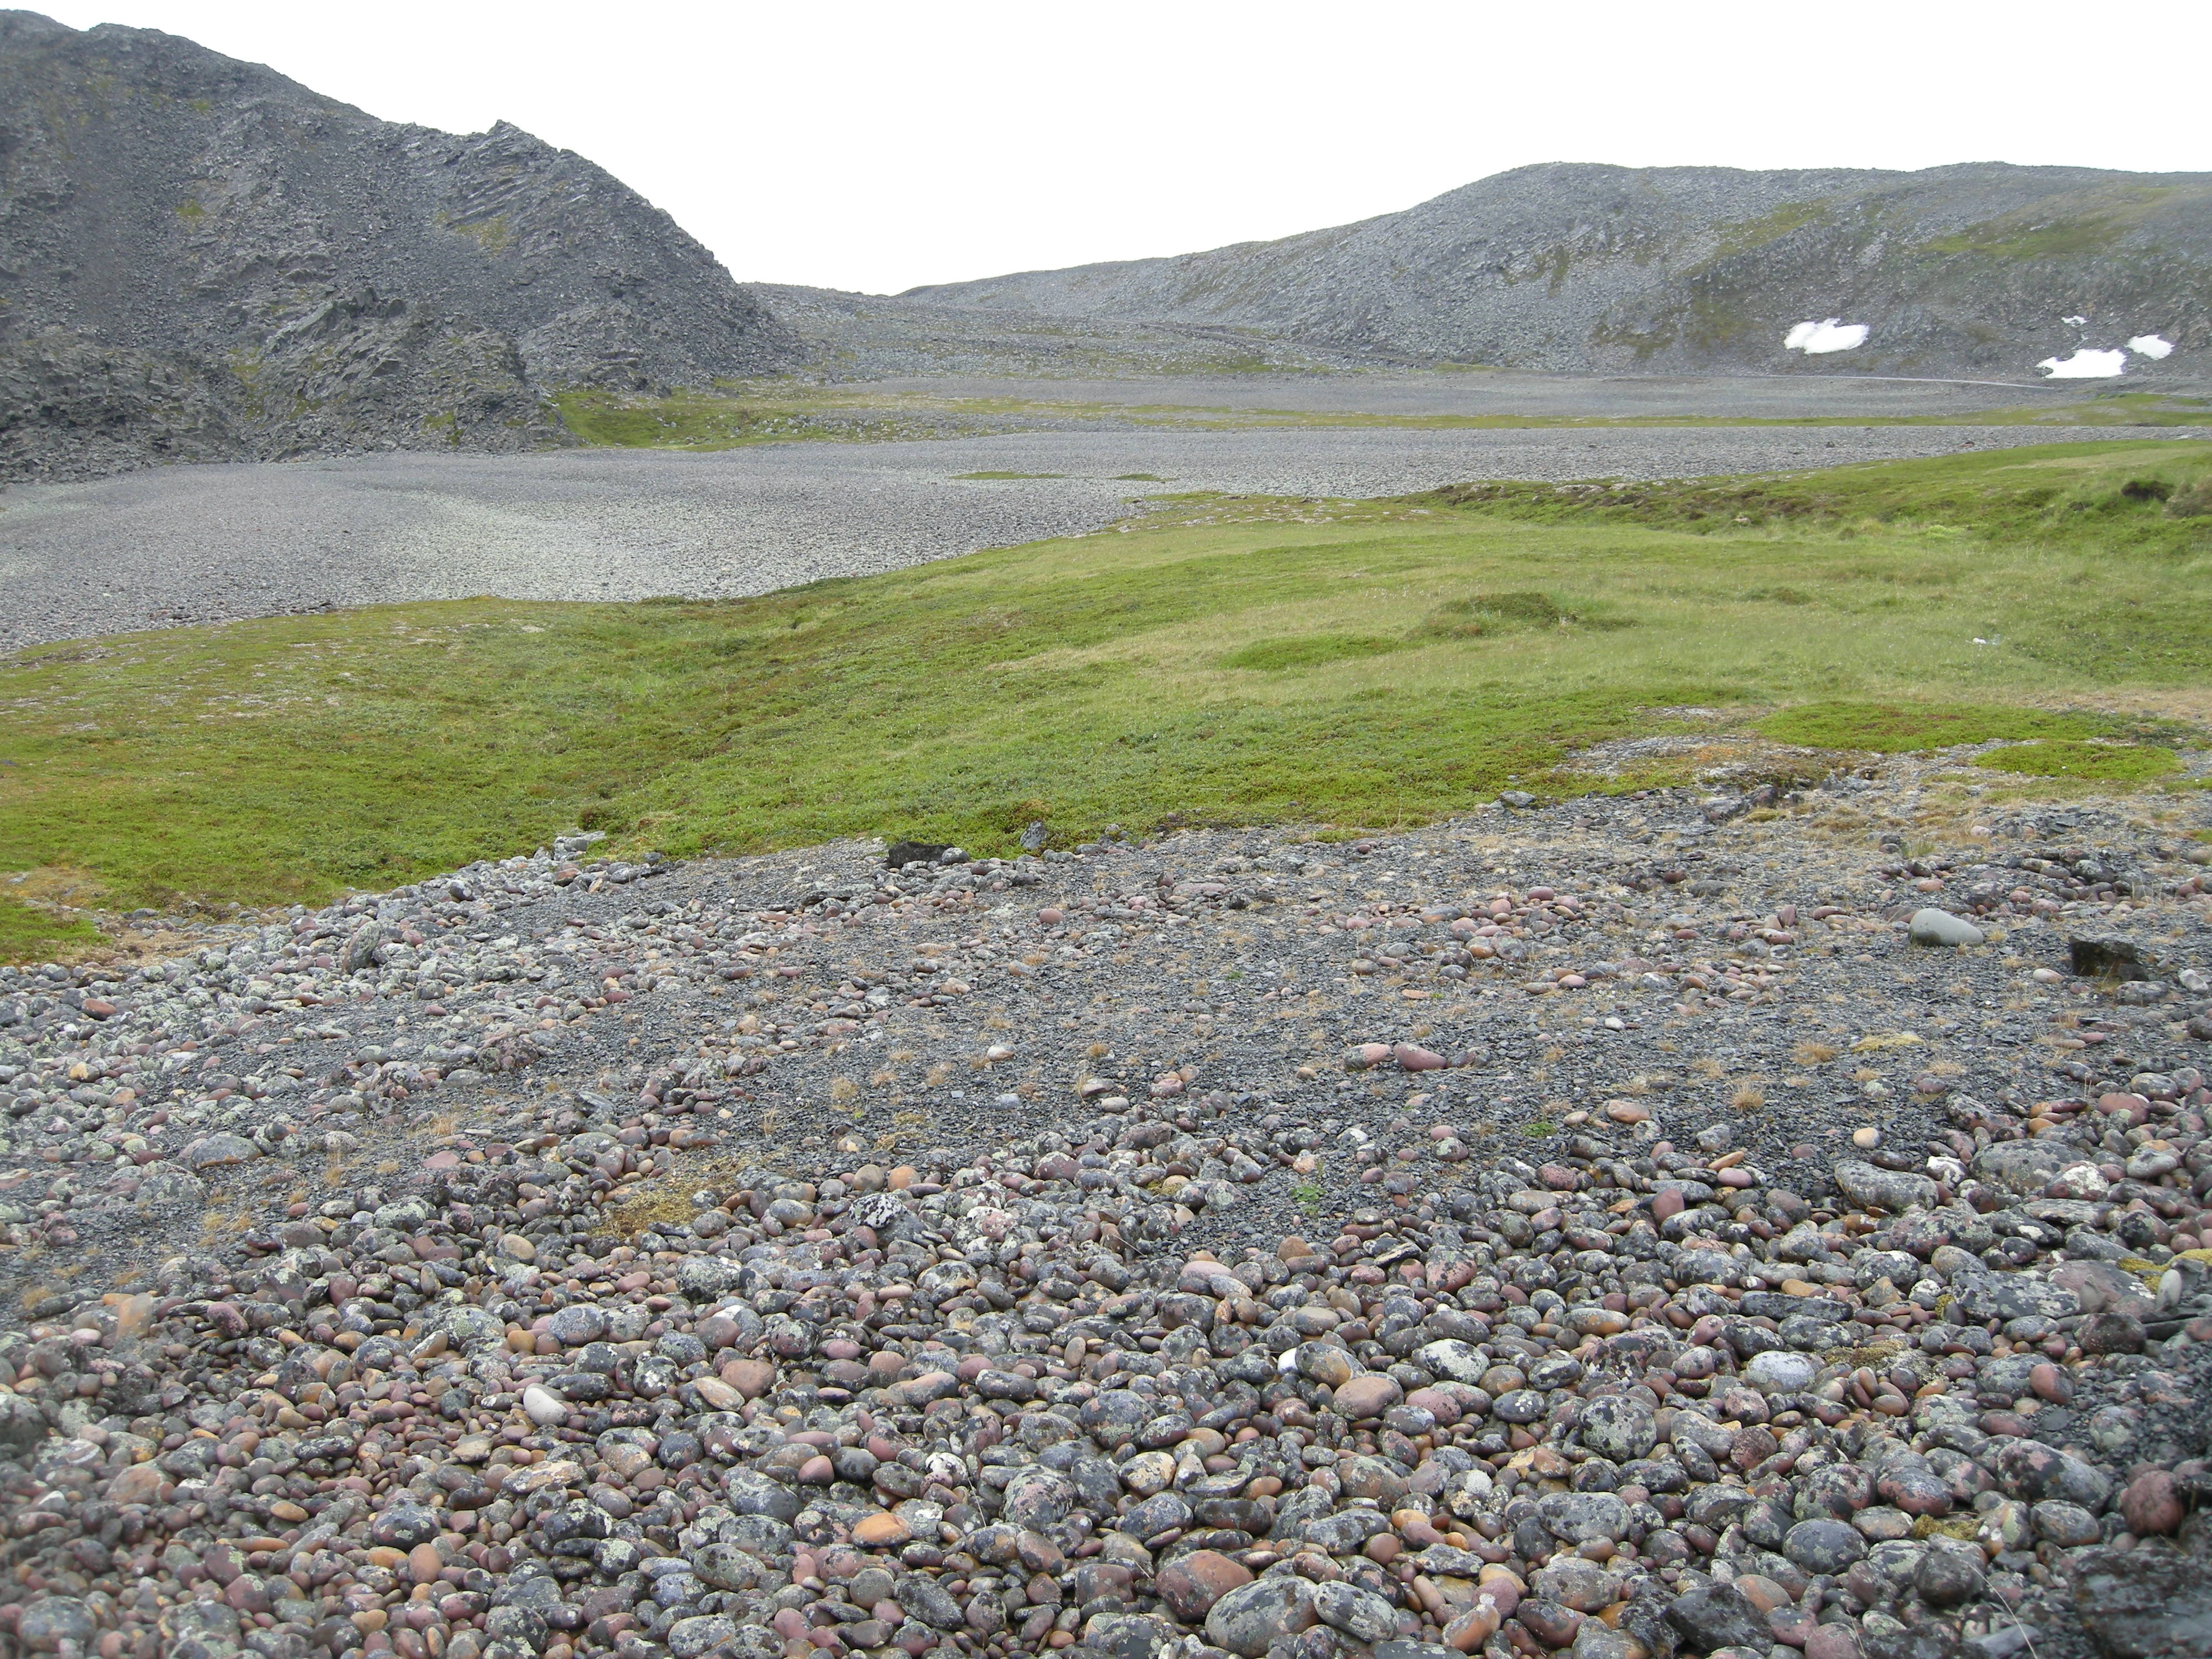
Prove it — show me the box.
[2,439,2209,949]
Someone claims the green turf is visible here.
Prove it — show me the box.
[0,895,103,961]
[1756,701,2112,752]
[3,439,2208,948]
[1220,634,1405,671]
[1971,740,2183,782]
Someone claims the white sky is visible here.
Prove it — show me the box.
[36,1,2212,296]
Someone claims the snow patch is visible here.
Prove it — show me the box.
[2127,334,2174,359]
[2038,348,2128,379]
[2062,315,2088,327]
[1785,319,1869,354]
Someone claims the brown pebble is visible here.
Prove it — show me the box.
[2121,1470,2183,1536]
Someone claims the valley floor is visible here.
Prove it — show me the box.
[0,423,2194,654]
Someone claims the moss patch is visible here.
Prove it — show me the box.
[1757,701,2111,753]
[1220,634,1406,671]
[1417,591,1635,639]
[0,896,103,962]
[1971,740,2182,782]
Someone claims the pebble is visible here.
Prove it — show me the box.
[1908,908,1986,948]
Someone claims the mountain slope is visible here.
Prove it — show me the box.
[0,10,795,479]
[905,162,2212,379]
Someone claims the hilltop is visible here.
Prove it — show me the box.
[0,11,795,479]
[906,161,2212,380]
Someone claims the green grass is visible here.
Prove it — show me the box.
[1971,740,2183,782]
[551,388,960,449]
[0,895,103,961]
[1221,634,1404,671]
[3,439,2208,945]
[1757,701,2112,753]
[1415,591,1636,638]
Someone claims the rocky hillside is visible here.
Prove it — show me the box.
[907,162,2212,380]
[0,11,795,481]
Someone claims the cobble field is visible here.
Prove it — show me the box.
[2,767,2210,1659]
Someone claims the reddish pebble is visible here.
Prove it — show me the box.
[1037,908,1063,925]
[2029,1361,2072,1404]
[1652,1188,1686,1222]
[2121,1470,2183,1536]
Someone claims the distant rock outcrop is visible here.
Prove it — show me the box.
[0,10,795,480]
[906,161,2211,379]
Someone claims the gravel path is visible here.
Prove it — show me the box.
[2,425,2193,653]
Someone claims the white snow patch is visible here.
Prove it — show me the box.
[2062,315,2088,327]
[2039,348,2128,379]
[1785,319,1869,354]
[2127,333,2174,359]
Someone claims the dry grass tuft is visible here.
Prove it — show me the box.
[602,1180,695,1239]
[1792,1040,1839,1066]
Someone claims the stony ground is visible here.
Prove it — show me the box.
[4,421,2199,654]
[4,761,2212,1659]
[808,374,2124,421]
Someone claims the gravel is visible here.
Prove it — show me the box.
[3,762,2211,1659]
[823,372,2129,420]
[3,424,2197,654]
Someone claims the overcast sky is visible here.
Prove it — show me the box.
[39,1,2212,296]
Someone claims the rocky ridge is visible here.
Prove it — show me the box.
[905,163,2212,382]
[0,11,794,482]
[1,767,2211,1659]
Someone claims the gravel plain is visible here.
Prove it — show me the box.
[824,374,2126,420]
[2,423,2199,654]
[3,766,2211,1659]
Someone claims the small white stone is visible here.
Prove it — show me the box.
[521,1384,568,1427]
[1908,908,1984,948]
